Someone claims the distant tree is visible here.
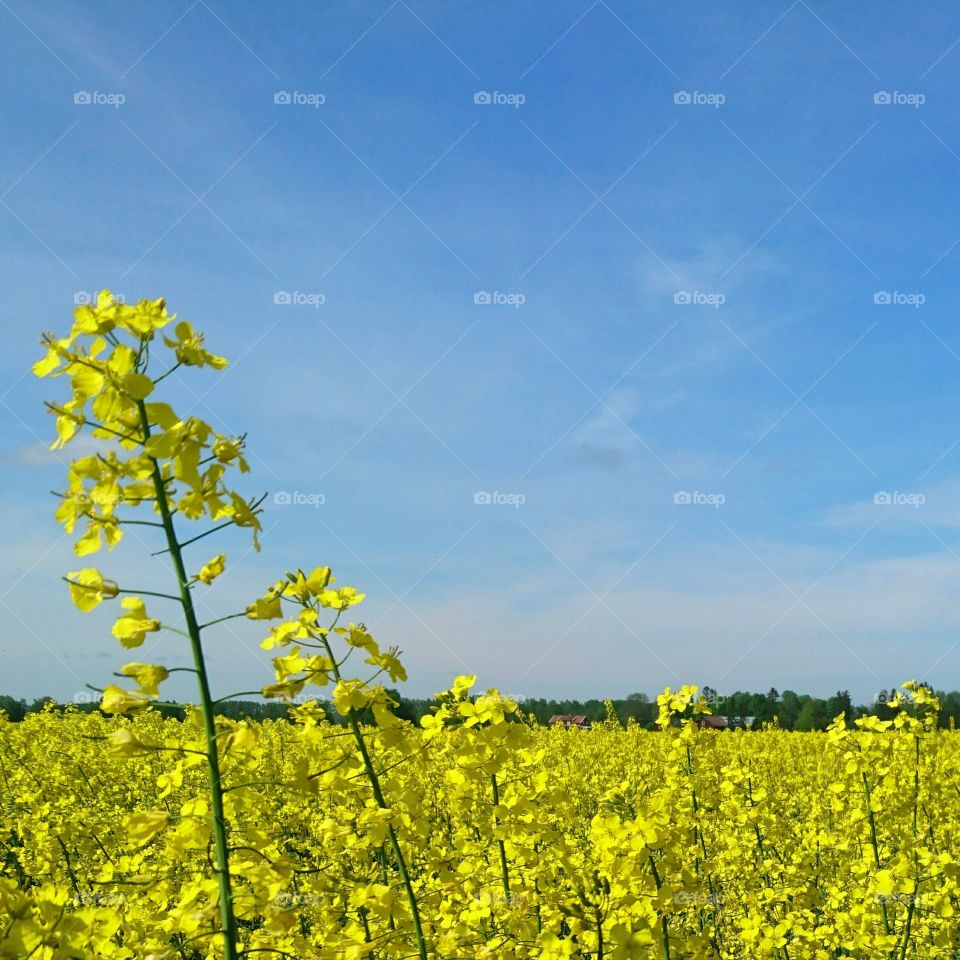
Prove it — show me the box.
[794,698,829,731]
[747,692,768,722]
[0,696,27,721]
[618,696,654,727]
[386,689,426,724]
[584,699,604,723]
[727,691,752,721]
[779,690,801,729]
[765,687,780,721]
[940,690,960,728]
[826,690,852,722]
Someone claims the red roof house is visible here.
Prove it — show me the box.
[548,714,590,729]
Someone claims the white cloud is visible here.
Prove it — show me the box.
[0,435,107,467]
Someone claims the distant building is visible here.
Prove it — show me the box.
[548,714,590,729]
[697,715,728,730]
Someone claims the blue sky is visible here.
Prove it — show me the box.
[3,1,960,705]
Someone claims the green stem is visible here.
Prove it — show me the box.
[898,890,916,960]
[491,773,511,901]
[136,398,239,960]
[320,633,429,960]
[55,836,81,900]
[862,772,890,938]
[648,855,671,960]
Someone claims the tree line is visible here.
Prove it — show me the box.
[3,684,960,731]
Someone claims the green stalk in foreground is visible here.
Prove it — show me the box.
[491,773,511,902]
[38,294,273,957]
[320,632,430,960]
[138,399,240,960]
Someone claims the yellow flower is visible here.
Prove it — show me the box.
[332,680,371,715]
[366,648,407,683]
[111,597,161,649]
[124,810,170,846]
[196,554,226,585]
[106,727,151,757]
[66,568,119,612]
[163,320,228,369]
[120,662,169,697]
[119,372,154,400]
[100,684,148,714]
[319,586,365,610]
[246,585,284,620]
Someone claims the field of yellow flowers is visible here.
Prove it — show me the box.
[2,688,958,959]
[7,292,959,959]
